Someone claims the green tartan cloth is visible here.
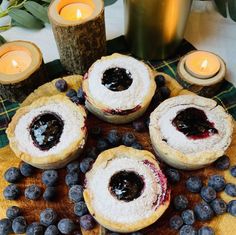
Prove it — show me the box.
[1,36,236,148]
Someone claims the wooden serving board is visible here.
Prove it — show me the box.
[0,73,236,235]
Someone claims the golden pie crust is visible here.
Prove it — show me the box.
[82,53,156,124]
[83,146,170,233]
[149,95,233,170]
[6,95,87,169]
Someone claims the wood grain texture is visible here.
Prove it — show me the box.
[48,1,106,75]
[0,74,236,235]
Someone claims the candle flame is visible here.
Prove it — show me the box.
[11,59,18,68]
[76,9,82,19]
[200,59,208,70]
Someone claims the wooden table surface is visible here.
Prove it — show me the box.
[0,74,236,235]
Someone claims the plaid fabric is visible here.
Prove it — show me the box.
[0,36,236,148]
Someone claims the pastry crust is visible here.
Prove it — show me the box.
[84,146,170,233]
[6,95,87,169]
[82,53,156,124]
[149,95,233,170]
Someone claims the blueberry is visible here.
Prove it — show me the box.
[25,185,41,200]
[97,138,110,152]
[74,201,88,217]
[43,187,57,201]
[131,142,143,150]
[80,158,94,174]
[0,218,12,235]
[159,86,171,100]
[186,176,202,193]
[225,183,236,197]
[80,214,95,230]
[58,218,75,234]
[67,161,80,173]
[230,165,236,177]
[173,195,188,211]
[55,79,68,92]
[6,206,21,219]
[66,89,77,98]
[132,121,146,132]
[214,155,230,170]
[85,147,97,159]
[69,185,83,202]
[19,162,35,177]
[26,222,44,235]
[12,216,27,234]
[42,170,58,186]
[210,198,227,215]
[227,200,236,216]
[4,184,20,200]
[169,215,183,230]
[179,225,197,235]
[194,201,214,221]
[208,175,226,192]
[106,130,121,146]
[181,209,195,225]
[45,225,60,235]
[200,186,216,203]
[165,167,180,184]
[70,96,81,105]
[155,75,166,87]
[77,88,85,104]
[4,167,21,183]
[198,226,215,235]
[90,127,102,138]
[40,208,57,226]
[65,172,80,187]
[145,117,150,128]
[122,132,136,146]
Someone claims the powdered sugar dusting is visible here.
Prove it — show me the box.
[14,103,85,157]
[158,104,229,154]
[86,157,166,224]
[88,55,151,110]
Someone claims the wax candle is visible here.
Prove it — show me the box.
[0,50,32,75]
[185,51,221,79]
[0,41,46,102]
[59,2,93,21]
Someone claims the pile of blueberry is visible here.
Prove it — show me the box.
[166,155,236,235]
[152,74,171,104]
[55,79,85,105]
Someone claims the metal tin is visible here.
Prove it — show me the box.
[124,0,193,60]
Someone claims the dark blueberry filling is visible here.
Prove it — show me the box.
[30,113,64,151]
[102,67,133,92]
[109,170,144,202]
[172,107,218,139]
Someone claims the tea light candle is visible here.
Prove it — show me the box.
[0,41,47,102]
[0,50,32,74]
[177,50,226,97]
[48,0,106,74]
[59,2,93,21]
[185,51,221,79]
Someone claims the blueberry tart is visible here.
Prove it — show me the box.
[7,95,87,169]
[83,146,170,233]
[149,95,233,170]
[82,53,156,124]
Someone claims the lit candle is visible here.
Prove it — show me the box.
[185,51,221,79]
[59,2,93,21]
[0,50,32,75]
[0,41,46,102]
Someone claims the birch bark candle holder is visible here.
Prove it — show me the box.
[48,0,106,75]
[177,50,226,97]
[0,41,46,102]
